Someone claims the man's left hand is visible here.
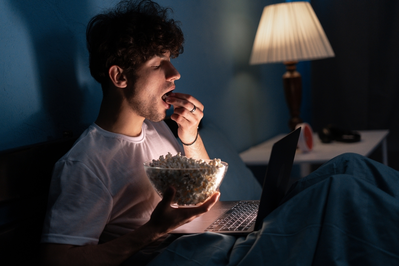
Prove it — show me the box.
[165,92,204,145]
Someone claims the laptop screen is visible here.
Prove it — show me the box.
[254,127,301,230]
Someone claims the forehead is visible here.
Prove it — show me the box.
[142,51,171,66]
[136,51,171,71]
[153,50,171,60]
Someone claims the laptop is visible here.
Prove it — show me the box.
[171,127,301,235]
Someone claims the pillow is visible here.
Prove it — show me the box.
[199,123,262,201]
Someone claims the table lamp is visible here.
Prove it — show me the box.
[250,1,334,130]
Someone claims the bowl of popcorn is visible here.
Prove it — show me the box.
[144,153,228,207]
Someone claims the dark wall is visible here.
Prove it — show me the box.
[311,0,399,152]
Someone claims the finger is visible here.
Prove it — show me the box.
[192,191,220,214]
[170,107,203,132]
[166,97,200,113]
[170,112,200,136]
[169,192,220,227]
[166,93,204,112]
[203,192,220,210]
[172,106,203,120]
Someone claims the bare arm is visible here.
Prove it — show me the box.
[40,187,220,266]
[165,92,209,159]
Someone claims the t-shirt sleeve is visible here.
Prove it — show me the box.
[41,159,113,246]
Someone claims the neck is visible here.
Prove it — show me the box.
[95,94,144,137]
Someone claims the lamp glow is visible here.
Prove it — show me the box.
[250,1,334,130]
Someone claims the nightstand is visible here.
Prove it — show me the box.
[240,130,389,177]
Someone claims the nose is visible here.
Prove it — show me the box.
[166,62,181,81]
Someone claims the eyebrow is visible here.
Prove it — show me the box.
[158,51,171,59]
[147,52,171,64]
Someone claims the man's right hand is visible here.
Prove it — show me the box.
[147,187,220,235]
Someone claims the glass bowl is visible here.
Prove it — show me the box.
[144,160,228,207]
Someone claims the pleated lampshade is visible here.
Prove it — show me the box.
[250,1,334,64]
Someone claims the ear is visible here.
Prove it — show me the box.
[108,65,128,88]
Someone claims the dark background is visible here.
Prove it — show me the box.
[311,0,399,170]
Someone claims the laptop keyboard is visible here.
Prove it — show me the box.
[206,201,259,232]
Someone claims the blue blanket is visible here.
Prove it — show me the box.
[147,153,399,265]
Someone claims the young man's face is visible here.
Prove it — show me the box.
[126,51,180,122]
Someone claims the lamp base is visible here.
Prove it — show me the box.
[283,61,303,131]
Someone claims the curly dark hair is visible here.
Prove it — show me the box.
[86,0,184,85]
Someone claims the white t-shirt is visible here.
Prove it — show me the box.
[41,120,183,246]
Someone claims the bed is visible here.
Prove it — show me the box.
[1,122,398,265]
[146,123,399,265]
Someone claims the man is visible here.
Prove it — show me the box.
[40,0,220,265]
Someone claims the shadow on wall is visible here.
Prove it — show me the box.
[8,0,90,144]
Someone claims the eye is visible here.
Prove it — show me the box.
[151,62,162,69]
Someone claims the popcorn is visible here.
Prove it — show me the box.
[145,153,227,206]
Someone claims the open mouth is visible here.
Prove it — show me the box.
[162,90,173,102]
